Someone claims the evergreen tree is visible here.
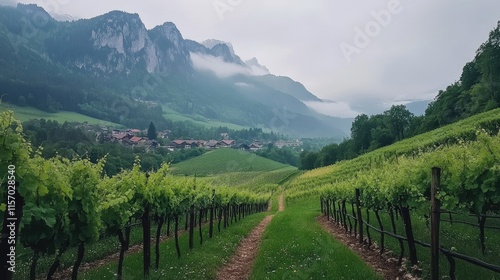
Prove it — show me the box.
[147,122,157,140]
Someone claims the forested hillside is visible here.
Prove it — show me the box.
[0,4,350,138]
[301,21,500,170]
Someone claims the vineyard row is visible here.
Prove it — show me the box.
[0,110,271,280]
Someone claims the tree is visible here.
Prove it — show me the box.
[476,21,500,105]
[460,61,481,90]
[147,122,157,140]
[384,105,414,141]
[366,114,394,150]
[299,151,318,170]
[350,114,372,153]
[316,143,338,167]
[369,127,394,150]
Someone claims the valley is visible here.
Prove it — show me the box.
[1,2,500,280]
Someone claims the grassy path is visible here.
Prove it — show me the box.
[80,212,268,279]
[249,196,383,279]
[56,193,385,279]
[216,215,275,280]
[278,194,285,212]
[317,215,404,279]
[216,194,284,279]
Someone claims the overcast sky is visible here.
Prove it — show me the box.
[7,0,500,114]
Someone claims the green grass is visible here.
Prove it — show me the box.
[374,107,500,155]
[81,212,268,280]
[286,107,500,196]
[341,205,500,279]
[249,196,382,280]
[282,107,500,278]
[269,192,280,213]
[171,149,294,176]
[0,103,122,126]
[163,106,250,131]
[196,167,298,196]
[209,168,299,188]
[320,202,500,279]
[15,221,158,280]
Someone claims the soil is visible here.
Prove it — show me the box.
[49,226,189,280]
[215,193,284,280]
[278,194,285,212]
[317,215,419,280]
[49,196,414,280]
[215,215,274,280]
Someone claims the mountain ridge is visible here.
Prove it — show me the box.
[0,4,351,138]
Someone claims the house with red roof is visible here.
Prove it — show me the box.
[219,139,235,147]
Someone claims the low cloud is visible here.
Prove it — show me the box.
[248,64,269,76]
[383,99,414,108]
[190,52,251,78]
[382,93,436,108]
[304,100,361,118]
[0,0,16,6]
[234,82,253,88]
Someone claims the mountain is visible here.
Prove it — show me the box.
[251,75,321,102]
[46,11,191,75]
[201,39,246,65]
[0,4,349,138]
[350,98,432,117]
[245,58,270,75]
[404,100,432,116]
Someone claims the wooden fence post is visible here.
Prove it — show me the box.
[342,201,348,232]
[431,167,441,280]
[142,205,151,277]
[375,210,385,254]
[326,198,330,220]
[189,204,195,250]
[401,205,418,266]
[209,189,215,238]
[355,189,363,244]
[478,215,487,255]
[350,202,356,235]
[174,215,181,258]
[199,208,203,245]
[332,199,337,222]
[366,209,371,246]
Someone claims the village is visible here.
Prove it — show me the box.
[95,127,303,152]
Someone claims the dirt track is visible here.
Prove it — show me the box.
[215,194,284,280]
[317,215,414,280]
